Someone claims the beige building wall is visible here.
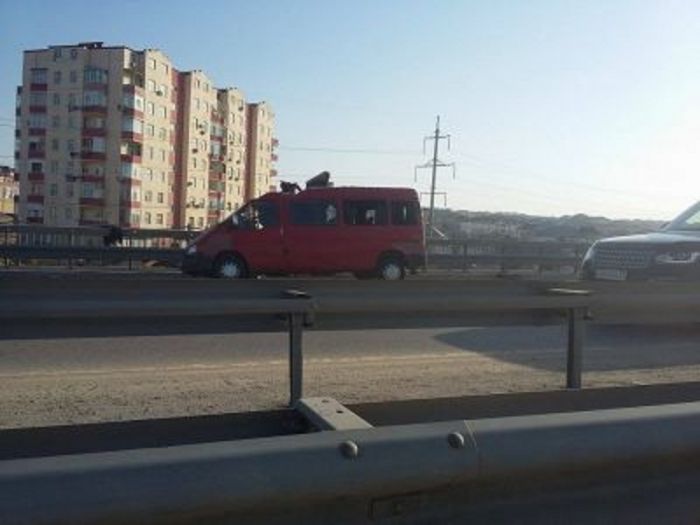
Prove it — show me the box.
[138,49,177,229]
[16,43,178,229]
[16,42,278,231]
[215,87,247,222]
[179,71,217,230]
[245,101,277,201]
[0,167,18,215]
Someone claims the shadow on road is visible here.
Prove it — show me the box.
[434,324,700,372]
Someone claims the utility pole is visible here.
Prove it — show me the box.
[415,116,455,239]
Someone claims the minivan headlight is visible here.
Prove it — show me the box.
[655,251,700,264]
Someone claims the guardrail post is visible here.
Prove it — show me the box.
[566,307,585,389]
[288,312,304,405]
[284,289,311,406]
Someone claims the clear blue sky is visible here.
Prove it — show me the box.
[2,0,699,220]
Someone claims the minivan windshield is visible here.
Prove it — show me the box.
[665,201,700,231]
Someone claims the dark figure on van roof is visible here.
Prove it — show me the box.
[280,181,302,194]
[306,171,331,189]
[103,225,124,247]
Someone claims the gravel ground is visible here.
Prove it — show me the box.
[2,339,699,428]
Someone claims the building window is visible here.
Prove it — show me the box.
[146,124,155,137]
[50,160,58,173]
[84,68,108,84]
[160,149,166,162]
[156,213,164,225]
[51,139,59,151]
[52,93,60,106]
[144,190,152,202]
[157,192,164,204]
[148,79,156,92]
[51,116,60,128]
[149,58,157,70]
[68,116,76,129]
[147,102,155,116]
[148,146,154,160]
[158,127,167,140]
[197,217,204,228]
[53,48,62,60]
[70,49,78,59]
[144,212,151,225]
[30,68,48,84]
[162,63,169,75]
[69,70,77,83]
[66,207,73,219]
[158,84,167,97]
[49,184,58,197]
[159,106,167,119]
[193,158,197,169]
[53,70,62,85]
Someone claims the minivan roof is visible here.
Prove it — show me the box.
[260,186,419,200]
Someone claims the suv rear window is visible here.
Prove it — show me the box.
[391,201,420,225]
[343,200,388,226]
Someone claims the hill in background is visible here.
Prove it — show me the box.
[431,209,664,243]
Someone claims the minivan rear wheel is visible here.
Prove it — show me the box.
[214,254,248,279]
[377,257,405,281]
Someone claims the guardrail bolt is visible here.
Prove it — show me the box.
[447,432,466,449]
[339,440,360,459]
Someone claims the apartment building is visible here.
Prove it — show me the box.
[0,166,19,215]
[245,102,278,201]
[213,87,247,226]
[15,42,277,229]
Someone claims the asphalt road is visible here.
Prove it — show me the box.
[2,323,700,428]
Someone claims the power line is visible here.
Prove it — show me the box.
[279,146,417,156]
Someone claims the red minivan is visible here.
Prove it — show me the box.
[182,179,425,280]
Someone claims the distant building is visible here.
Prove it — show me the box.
[459,219,521,239]
[0,166,19,216]
[245,101,277,201]
[15,42,278,229]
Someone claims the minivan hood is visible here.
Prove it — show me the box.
[598,230,700,246]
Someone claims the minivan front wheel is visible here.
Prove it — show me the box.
[214,254,248,279]
[377,257,405,281]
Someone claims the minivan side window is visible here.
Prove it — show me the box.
[291,200,338,226]
[391,200,420,226]
[236,200,278,230]
[343,200,388,225]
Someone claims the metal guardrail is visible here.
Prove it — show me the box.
[0,224,586,272]
[1,401,700,524]
[0,286,589,396]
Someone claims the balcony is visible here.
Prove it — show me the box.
[271,137,279,147]
[27,216,44,224]
[271,153,278,162]
[120,200,141,209]
[121,106,144,119]
[84,82,108,92]
[28,128,46,136]
[82,127,107,138]
[28,171,45,181]
[270,169,278,177]
[79,197,105,207]
[82,104,108,116]
[14,129,20,138]
[81,173,105,183]
[29,83,48,91]
[28,150,46,159]
[27,195,44,204]
[120,131,143,142]
[79,218,105,226]
[29,105,47,114]
[81,151,106,161]
[120,153,142,163]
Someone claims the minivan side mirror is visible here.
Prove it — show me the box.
[231,214,240,228]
